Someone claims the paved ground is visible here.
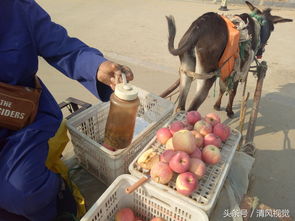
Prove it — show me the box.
[37,0,295,219]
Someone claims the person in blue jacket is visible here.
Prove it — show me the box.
[0,0,134,220]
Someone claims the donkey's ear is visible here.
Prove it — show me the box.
[245,1,262,14]
[270,15,293,24]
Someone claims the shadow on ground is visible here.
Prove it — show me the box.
[222,83,295,150]
[247,148,295,220]
[217,83,295,219]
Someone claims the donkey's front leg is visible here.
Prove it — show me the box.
[226,81,239,118]
[188,77,216,111]
[214,79,227,111]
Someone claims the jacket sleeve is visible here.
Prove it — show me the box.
[22,0,112,101]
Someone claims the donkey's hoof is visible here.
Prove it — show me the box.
[214,105,221,111]
[227,111,235,119]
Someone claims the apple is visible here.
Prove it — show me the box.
[190,148,202,159]
[202,145,221,165]
[176,172,198,196]
[160,150,176,163]
[150,162,173,184]
[135,217,144,221]
[183,120,194,131]
[189,158,206,179]
[172,130,196,154]
[115,208,135,221]
[194,120,212,136]
[150,218,166,221]
[191,130,204,148]
[142,154,159,171]
[169,121,185,135]
[213,123,231,142]
[205,112,221,126]
[137,149,160,170]
[169,151,190,173]
[156,128,172,145]
[165,138,174,150]
[203,133,222,148]
[186,111,202,125]
[102,143,116,151]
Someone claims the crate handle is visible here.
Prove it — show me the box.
[149,195,172,208]
[125,176,150,194]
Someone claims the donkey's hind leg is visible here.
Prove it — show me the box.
[214,79,227,111]
[177,50,196,111]
[226,80,239,118]
[187,77,216,111]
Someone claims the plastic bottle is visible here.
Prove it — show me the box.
[103,74,140,150]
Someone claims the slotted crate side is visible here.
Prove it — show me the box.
[73,139,116,184]
[129,112,241,214]
[67,87,174,185]
[81,175,208,221]
[69,103,109,156]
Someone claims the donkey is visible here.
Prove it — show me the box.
[166,1,292,118]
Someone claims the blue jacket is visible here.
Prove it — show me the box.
[0,0,112,220]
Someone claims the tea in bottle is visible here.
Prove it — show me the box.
[103,74,140,150]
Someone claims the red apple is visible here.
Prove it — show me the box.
[186,111,202,125]
[176,172,198,196]
[150,218,166,221]
[194,120,213,136]
[189,158,206,179]
[169,121,185,135]
[191,130,204,148]
[156,128,172,145]
[169,151,190,173]
[150,162,173,184]
[115,208,135,221]
[160,150,176,163]
[190,148,202,159]
[202,145,221,165]
[172,130,196,154]
[213,123,231,142]
[102,143,116,151]
[165,138,174,150]
[205,112,221,126]
[203,133,222,148]
[183,120,194,131]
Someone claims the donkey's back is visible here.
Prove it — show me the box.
[167,12,227,73]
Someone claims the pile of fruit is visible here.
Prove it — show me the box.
[137,111,231,196]
[115,208,165,221]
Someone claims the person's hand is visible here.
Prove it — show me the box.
[97,60,134,90]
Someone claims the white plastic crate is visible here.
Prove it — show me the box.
[81,174,208,221]
[66,87,174,185]
[129,112,241,214]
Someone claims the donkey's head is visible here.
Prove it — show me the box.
[246,1,292,58]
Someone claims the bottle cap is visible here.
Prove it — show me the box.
[114,74,138,101]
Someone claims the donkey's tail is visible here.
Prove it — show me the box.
[166,15,198,56]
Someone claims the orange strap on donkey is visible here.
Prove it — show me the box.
[218,16,240,81]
